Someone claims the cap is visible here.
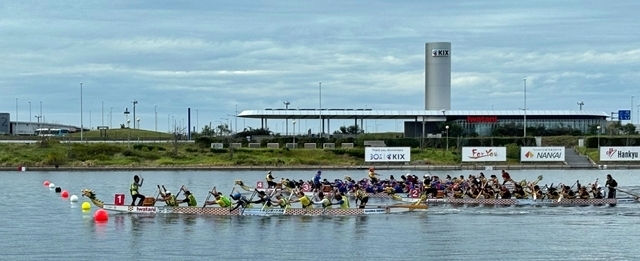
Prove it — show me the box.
[317,170,322,174]
[232,192,242,200]
[165,191,171,194]
[424,175,430,178]
[268,171,272,174]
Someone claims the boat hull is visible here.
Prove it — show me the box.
[100,204,426,216]
[401,197,638,205]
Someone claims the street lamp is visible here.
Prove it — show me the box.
[523,78,527,138]
[292,120,296,147]
[137,118,140,130]
[80,82,83,141]
[109,107,113,129]
[318,82,322,138]
[632,96,635,124]
[577,101,584,111]
[101,101,104,127]
[132,100,138,129]
[445,125,449,151]
[597,125,601,155]
[155,106,158,132]
[284,101,290,135]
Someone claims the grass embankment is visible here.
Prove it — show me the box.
[68,128,173,140]
[576,147,598,163]
[0,141,461,167]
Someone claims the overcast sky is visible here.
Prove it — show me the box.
[2,1,639,133]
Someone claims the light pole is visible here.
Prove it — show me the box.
[39,101,42,124]
[597,125,601,156]
[292,120,296,147]
[523,78,527,138]
[318,81,322,138]
[155,106,158,132]
[577,101,584,110]
[227,114,236,133]
[235,104,238,134]
[637,103,640,125]
[284,101,290,135]
[101,101,104,127]
[124,107,130,128]
[80,82,83,141]
[137,118,140,130]
[632,96,635,124]
[445,125,449,151]
[167,114,171,133]
[109,107,113,129]
[28,101,31,126]
[89,109,92,130]
[132,100,138,129]
[196,109,199,133]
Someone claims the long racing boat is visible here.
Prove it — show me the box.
[82,189,427,216]
[402,197,640,206]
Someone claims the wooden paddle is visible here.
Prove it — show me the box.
[241,190,258,215]
[614,187,640,199]
[282,188,296,214]
[202,186,215,209]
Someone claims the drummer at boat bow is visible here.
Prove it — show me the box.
[130,175,145,206]
[177,186,198,206]
[606,174,618,198]
[266,171,277,189]
[353,185,369,208]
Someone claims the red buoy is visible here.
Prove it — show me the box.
[43,181,50,186]
[61,190,69,198]
[94,209,109,222]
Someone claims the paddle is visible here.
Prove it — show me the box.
[282,188,296,214]
[614,187,640,199]
[261,186,277,211]
[202,186,216,209]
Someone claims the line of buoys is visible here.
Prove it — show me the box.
[94,209,109,222]
[55,187,62,193]
[61,190,69,198]
[43,181,50,186]
[70,195,78,202]
[48,183,55,189]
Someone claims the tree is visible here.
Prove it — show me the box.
[621,123,637,135]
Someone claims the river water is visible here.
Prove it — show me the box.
[1,169,639,261]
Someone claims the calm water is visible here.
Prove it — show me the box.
[2,169,640,261]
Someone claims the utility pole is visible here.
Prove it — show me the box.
[155,106,158,132]
[132,100,138,129]
[80,82,83,141]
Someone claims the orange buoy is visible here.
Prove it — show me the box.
[94,209,109,222]
[43,181,50,186]
[61,190,69,198]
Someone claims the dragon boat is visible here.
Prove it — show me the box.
[402,197,640,206]
[234,180,410,201]
[81,189,427,216]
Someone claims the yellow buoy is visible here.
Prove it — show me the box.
[81,202,91,211]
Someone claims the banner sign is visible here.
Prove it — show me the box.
[365,147,411,162]
[599,147,640,161]
[462,147,507,162]
[520,147,565,162]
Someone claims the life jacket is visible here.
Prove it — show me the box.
[130,182,139,195]
[279,198,290,208]
[321,198,332,209]
[166,195,177,206]
[220,196,231,207]
[339,198,349,209]
[187,194,197,207]
[299,195,312,208]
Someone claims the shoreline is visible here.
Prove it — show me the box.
[2,164,639,171]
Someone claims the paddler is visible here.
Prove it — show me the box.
[334,194,350,209]
[512,184,528,199]
[578,186,590,199]
[290,190,313,209]
[250,190,273,208]
[266,171,277,189]
[130,175,145,206]
[591,184,604,199]
[272,194,291,209]
[501,170,513,185]
[205,188,232,207]
[353,184,369,209]
[229,191,252,211]
[499,185,512,199]
[176,186,198,207]
[312,192,332,209]
[605,174,618,198]
[368,168,380,184]
[156,186,178,207]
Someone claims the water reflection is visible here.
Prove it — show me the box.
[182,215,197,233]
[354,215,368,240]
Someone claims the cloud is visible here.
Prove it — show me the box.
[2,1,640,133]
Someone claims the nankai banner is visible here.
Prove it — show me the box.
[520,147,565,162]
[599,147,640,161]
[461,147,507,162]
[365,147,411,162]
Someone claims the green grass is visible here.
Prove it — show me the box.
[0,141,466,167]
[576,147,599,162]
[67,128,173,140]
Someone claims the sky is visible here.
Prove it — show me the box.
[2,1,640,133]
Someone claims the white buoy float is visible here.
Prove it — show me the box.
[49,183,55,189]
[70,195,78,202]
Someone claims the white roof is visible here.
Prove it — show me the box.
[237,109,609,120]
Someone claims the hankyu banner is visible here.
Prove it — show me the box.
[461,147,507,162]
[599,147,640,161]
[365,147,411,162]
[520,147,565,162]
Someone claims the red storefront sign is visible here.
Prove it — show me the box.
[466,116,498,123]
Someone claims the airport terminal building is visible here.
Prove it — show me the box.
[239,42,609,137]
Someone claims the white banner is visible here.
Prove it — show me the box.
[365,147,411,162]
[462,147,507,162]
[599,147,640,161]
[520,147,565,162]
